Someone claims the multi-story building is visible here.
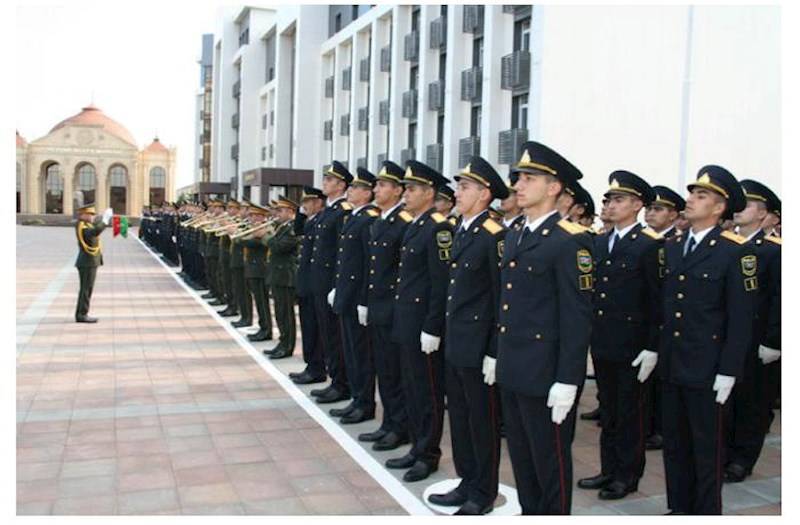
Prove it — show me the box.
[196,5,780,205]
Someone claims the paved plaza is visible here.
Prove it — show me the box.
[16,225,781,515]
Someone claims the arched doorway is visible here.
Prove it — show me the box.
[108,164,128,215]
[75,163,97,207]
[43,162,63,214]
[149,166,166,206]
[16,162,22,213]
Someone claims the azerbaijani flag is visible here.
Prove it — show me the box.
[112,216,129,238]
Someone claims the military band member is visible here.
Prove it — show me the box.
[263,197,300,360]
[496,142,594,514]
[358,161,412,450]
[578,171,663,501]
[385,160,453,483]
[238,203,274,342]
[329,168,381,424]
[231,201,253,328]
[428,156,508,514]
[201,200,225,304]
[659,166,755,515]
[217,200,241,317]
[74,204,112,323]
[309,161,354,404]
[725,180,782,483]
[290,187,328,384]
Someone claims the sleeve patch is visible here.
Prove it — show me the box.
[437,230,453,261]
[497,240,505,258]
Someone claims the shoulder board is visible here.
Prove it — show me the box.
[431,212,446,224]
[765,235,782,246]
[398,210,413,223]
[641,227,664,241]
[482,218,504,235]
[448,217,457,226]
[366,208,379,217]
[340,202,353,211]
[557,219,588,235]
[721,230,747,245]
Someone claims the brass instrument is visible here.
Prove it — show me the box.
[229,219,277,241]
[181,212,210,227]
[215,219,251,237]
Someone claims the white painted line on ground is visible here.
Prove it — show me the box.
[135,235,432,516]
[16,260,75,351]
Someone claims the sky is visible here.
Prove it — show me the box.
[15,1,219,189]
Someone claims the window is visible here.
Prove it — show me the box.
[335,13,342,32]
[439,53,447,81]
[150,167,166,188]
[411,7,420,31]
[514,18,531,52]
[437,115,445,144]
[45,163,63,214]
[110,165,127,187]
[470,106,482,137]
[472,37,484,68]
[511,94,529,129]
[16,162,21,213]
[408,122,417,149]
[76,164,96,205]
[410,66,419,90]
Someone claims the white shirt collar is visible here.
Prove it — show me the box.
[351,203,369,216]
[503,214,521,227]
[381,201,403,220]
[460,210,487,232]
[326,195,346,207]
[613,222,639,240]
[658,224,676,236]
[525,210,559,233]
[688,225,715,246]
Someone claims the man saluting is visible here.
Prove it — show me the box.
[75,204,113,323]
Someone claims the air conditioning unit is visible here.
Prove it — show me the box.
[426,143,444,172]
[323,120,333,141]
[428,80,445,111]
[404,31,419,62]
[458,136,480,168]
[498,128,529,165]
[342,66,352,91]
[463,5,484,34]
[379,99,390,125]
[324,76,334,98]
[380,45,391,72]
[501,50,532,90]
[402,90,418,119]
[358,106,369,131]
[430,16,447,49]
[340,114,350,136]
[461,67,483,102]
[360,57,370,82]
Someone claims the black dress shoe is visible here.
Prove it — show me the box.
[373,431,410,451]
[208,299,225,306]
[340,408,375,425]
[330,403,356,417]
[232,319,252,328]
[247,330,270,342]
[291,372,327,385]
[218,308,238,317]
[578,473,613,490]
[598,480,637,500]
[269,348,293,360]
[310,385,333,397]
[75,316,98,323]
[580,407,601,420]
[645,433,663,450]
[262,348,279,357]
[358,429,388,443]
[316,389,350,404]
[454,501,493,515]
[385,453,416,469]
[428,488,468,507]
[201,292,215,299]
[724,463,750,483]
[403,461,437,482]
[665,511,686,515]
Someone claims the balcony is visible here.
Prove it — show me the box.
[232,80,241,98]
[463,5,484,34]
[358,106,369,131]
[426,143,444,172]
[323,120,333,141]
[501,50,531,91]
[430,16,447,49]
[380,45,391,72]
[342,66,352,91]
[231,144,239,160]
[400,148,416,165]
[461,66,483,102]
[428,80,445,111]
[231,113,240,129]
[404,31,419,62]
[340,114,350,136]
[360,57,370,82]
[324,76,334,98]
[402,89,418,119]
[458,136,480,168]
[378,99,390,125]
[498,128,529,165]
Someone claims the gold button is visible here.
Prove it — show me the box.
[506,283,513,289]
[474,315,479,320]
[500,326,506,333]
[450,279,455,284]
[399,262,403,267]
[451,263,457,268]
[675,312,682,318]
[600,292,606,299]
[535,333,542,340]
[502,304,509,311]
[510,261,517,268]
[394,295,399,299]
[605,260,611,266]
[674,331,680,337]
[678,274,685,281]
[415,297,420,303]
[677,293,684,299]
[370,270,375,274]
[371,255,376,260]
[598,310,604,316]
[602,276,609,282]
[369,284,374,289]
[448,296,452,301]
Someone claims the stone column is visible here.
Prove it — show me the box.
[62,162,74,216]
[96,160,107,211]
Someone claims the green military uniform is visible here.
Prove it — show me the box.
[74,206,107,322]
[265,203,300,358]
[239,206,274,342]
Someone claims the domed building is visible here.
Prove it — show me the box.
[16,105,176,216]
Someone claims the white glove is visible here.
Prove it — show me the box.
[546,382,578,425]
[102,207,113,225]
[327,288,336,307]
[631,350,658,383]
[482,356,496,386]
[712,374,736,405]
[171,236,177,243]
[758,345,781,365]
[420,331,441,354]
[357,305,368,326]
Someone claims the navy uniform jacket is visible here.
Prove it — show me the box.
[333,205,380,314]
[295,212,321,298]
[309,198,353,296]
[445,211,507,368]
[496,213,594,397]
[751,231,781,350]
[592,223,664,362]
[391,208,454,345]
[365,205,413,325]
[658,227,757,388]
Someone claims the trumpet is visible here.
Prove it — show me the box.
[215,221,252,237]
[181,213,210,227]
[229,219,277,241]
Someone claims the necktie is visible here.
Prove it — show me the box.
[609,233,620,254]
[455,226,467,249]
[517,226,531,246]
[684,236,696,258]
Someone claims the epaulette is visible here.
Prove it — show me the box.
[482,218,503,235]
[721,230,747,245]
[340,202,353,211]
[431,212,446,224]
[641,227,664,241]
[448,217,458,227]
[557,219,587,235]
[765,235,782,246]
[366,208,379,217]
[398,210,413,223]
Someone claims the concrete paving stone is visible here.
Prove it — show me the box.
[118,466,176,493]
[212,432,262,449]
[737,477,781,503]
[218,446,272,465]
[63,441,117,461]
[52,494,116,515]
[178,482,241,508]
[181,503,246,515]
[722,482,774,511]
[116,437,169,457]
[16,499,55,515]
[301,492,369,515]
[166,435,216,454]
[242,496,309,515]
[290,474,351,496]
[117,488,180,514]
[58,474,116,498]
[60,458,116,479]
[16,461,62,482]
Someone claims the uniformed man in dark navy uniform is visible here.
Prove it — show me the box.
[427,156,508,515]
[329,168,381,424]
[496,142,594,515]
[357,161,413,450]
[309,161,353,404]
[659,165,755,515]
[500,174,525,230]
[725,179,782,483]
[290,187,328,385]
[435,185,457,226]
[385,160,453,483]
[642,185,686,450]
[578,171,663,501]
[570,181,596,228]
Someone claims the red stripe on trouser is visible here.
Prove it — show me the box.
[554,422,567,514]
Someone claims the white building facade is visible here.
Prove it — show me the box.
[198,4,780,204]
